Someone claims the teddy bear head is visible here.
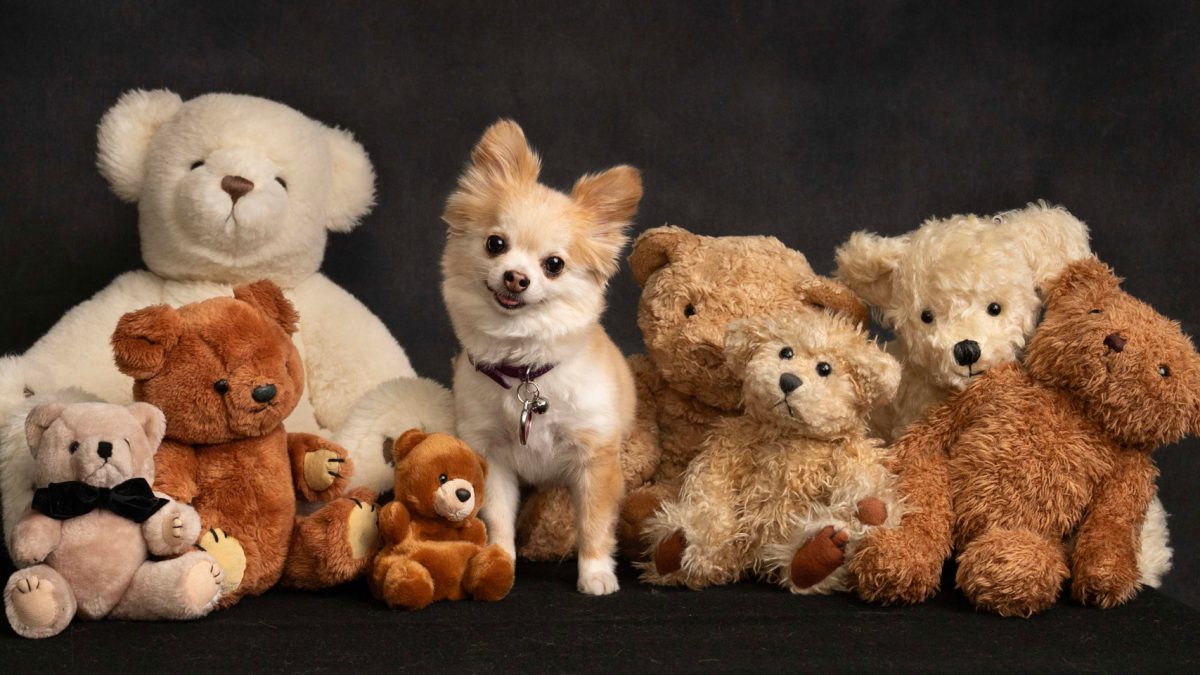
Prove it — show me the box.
[724,311,900,439]
[24,401,166,489]
[111,280,305,445]
[835,202,1091,392]
[390,429,487,523]
[96,89,376,288]
[1026,257,1200,448]
[630,225,868,410]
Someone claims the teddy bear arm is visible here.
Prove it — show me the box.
[461,518,488,546]
[10,511,63,566]
[378,502,412,545]
[286,432,352,501]
[151,439,199,503]
[622,355,664,485]
[886,399,963,542]
[141,499,203,556]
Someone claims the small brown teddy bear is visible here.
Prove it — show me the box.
[851,257,1200,617]
[641,311,900,592]
[370,430,514,610]
[5,402,222,638]
[516,226,868,561]
[111,280,379,607]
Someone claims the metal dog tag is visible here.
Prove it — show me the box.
[516,380,549,445]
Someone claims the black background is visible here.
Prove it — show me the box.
[1,0,1198,615]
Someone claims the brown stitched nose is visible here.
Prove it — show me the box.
[503,270,530,293]
[1104,333,1126,353]
[221,175,254,203]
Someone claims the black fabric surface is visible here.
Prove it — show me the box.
[0,560,1198,672]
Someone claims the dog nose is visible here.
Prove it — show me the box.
[97,441,113,459]
[221,175,254,203]
[1104,333,1126,353]
[252,384,277,403]
[953,340,981,367]
[779,373,802,394]
[503,270,530,293]
[455,488,471,503]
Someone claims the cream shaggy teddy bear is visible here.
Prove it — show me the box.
[1,89,449,547]
[641,311,901,594]
[834,200,1172,588]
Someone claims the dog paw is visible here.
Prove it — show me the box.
[577,558,619,596]
[198,528,246,595]
[10,575,60,629]
[790,525,849,589]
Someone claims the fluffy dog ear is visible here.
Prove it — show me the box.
[233,280,299,335]
[850,342,902,410]
[25,402,66,454]
[392,428,428,464]
[96,89,183,202]
[468,119,541,187]
[127,402,167,449]
[996,201,1092,291]
[324,126,377,233]
[798,278,869,328]
[112,305,183,380]
[834,231,909,309]
[1041,257,1121,308]
[628,225,700,288]
[570,165,643,279]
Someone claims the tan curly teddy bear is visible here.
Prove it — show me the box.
[641,310,901,593]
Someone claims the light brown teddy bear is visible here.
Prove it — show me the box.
[515,226,868,561]
[111,280,379,607]
[5,402,222,638]
[851,258,1200,617]
[641,311,901,593]
[370,430,514,610]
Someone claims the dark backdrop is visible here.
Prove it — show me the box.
[2,1,1198,607]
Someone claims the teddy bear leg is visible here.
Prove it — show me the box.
[282,489,380,590]
[956,528,1068,617]
[464,544,516,602]
[789,525,851,591]
[516,486,578,561]
[618,482,676,561]
[109,552,224,621]
[848,522,948,605]
[196,527,248,603]
[374,555,436,610]
[5,565,76,639]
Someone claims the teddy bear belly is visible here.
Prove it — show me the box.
[46,512,146,619]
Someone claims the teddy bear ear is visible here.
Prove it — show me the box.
[834,231,909,309]
[797,278,869,327]
[722,318,764,374]
[126,402,167,449]
[233,280,299,335]
[25,402,66,454]
[1042,257,1122,308]
[467,119,542,187]
[850,341,902,409]
[324,126,377,233]
[96,88,184,203]
[995,201,1092,291]
[392,428,429,464]
[628,225,701,288]
[112,305,183,380]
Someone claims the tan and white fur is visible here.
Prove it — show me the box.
[441,121,640,595]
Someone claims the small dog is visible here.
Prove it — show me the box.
[441,120,641,595]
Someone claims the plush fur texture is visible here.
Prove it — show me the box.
[640,312,901,594]
[609,226,869,561]
[369,430,514,610]
[111,280,380,608]
[5,402,222,639]
[443,120,639,595]
[0,90,426,551]
[851,258,1200,617]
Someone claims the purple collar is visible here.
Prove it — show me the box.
[469,356,556,390]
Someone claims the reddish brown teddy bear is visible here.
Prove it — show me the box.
[851,257,1200,617]
[111,280,379,607]
[370,429,514,610]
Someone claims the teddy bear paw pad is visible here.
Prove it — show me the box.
[303,449,344,492]
[182,560,224,611]
[790,526,849,589]
[10,575,59,628]
[347,499,379,559]
[198,528,246,594]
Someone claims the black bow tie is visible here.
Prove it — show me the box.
[31,477,168,524]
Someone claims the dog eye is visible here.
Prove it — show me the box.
[485,235,507,256]
[684,304,696,318]
[438,474,448,484]
[816,362,832,377]
[190,160,205,170]
[921,309,934,324]
[275,176,287,190]
[987,302,1002,316]
[1159,365,1171,378]
[779,347,794,360]
[69,441,80,454]
[213,379,230,395]
[543,256,565,277]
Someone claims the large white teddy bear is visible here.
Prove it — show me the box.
[1,90,450,549]
[833,200,1172,587]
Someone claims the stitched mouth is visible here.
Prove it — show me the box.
[774,398,797,418]
[486,283,526,310]
[956,367,986,379]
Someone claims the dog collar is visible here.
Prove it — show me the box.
[469,355,555,390]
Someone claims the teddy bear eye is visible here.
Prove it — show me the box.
[275,176,287,191]
[987,302,1002,316]
[1159,365,1171,378]
[779,347,794,360]
[921,309,934,324]
[816,362,833,377]
[69,441,80,454]
[684,304,696,318]
[543,256,565,277]
[438,474,448,484]
[1089,309,1103,314]
[190,160,205,170]
[485,235,507,256]
[213,379,230,395]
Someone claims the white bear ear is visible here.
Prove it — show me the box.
[834,231,909,309]
[995,201,1092,291]
[96,89,183,202]
[324,126,377,233]
[25,402,66,455]
[127,402,167,449]
[850,341,902,409]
